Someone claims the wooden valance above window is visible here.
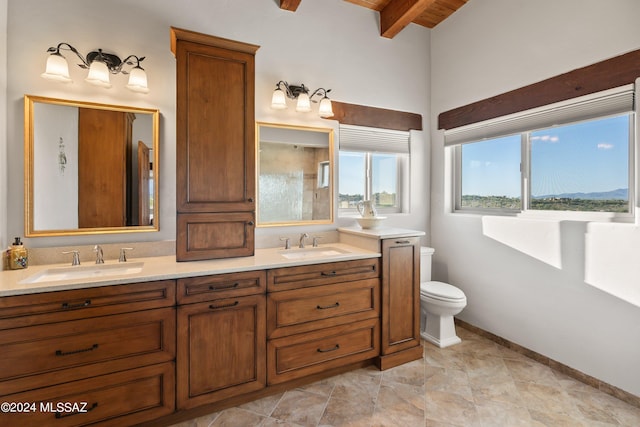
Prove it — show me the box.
[438,48,640,130]
[327,101,423,132]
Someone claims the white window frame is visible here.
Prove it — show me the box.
[447,83,637,222]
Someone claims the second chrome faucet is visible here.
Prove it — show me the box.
[298,233,309,248]
[93,245,104,264]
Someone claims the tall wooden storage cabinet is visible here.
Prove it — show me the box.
[171,27,259,261]
[378,236,422,369]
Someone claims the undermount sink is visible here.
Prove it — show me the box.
[278,246,350,260]
[20,262,145,284]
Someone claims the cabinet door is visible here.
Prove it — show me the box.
[379,237,422,365]
[176,212,255,261]
[177,294,266,409]
[175,39,255,213]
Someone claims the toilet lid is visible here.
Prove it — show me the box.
[421,281,466,301]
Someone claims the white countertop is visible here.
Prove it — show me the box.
[338,226,426,239]
[0,243,380,297]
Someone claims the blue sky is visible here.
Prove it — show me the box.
[339,152,398,195]
[461,114,630,198]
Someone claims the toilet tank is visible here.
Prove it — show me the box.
[420,247,435,282]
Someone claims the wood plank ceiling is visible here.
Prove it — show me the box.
[279,0,469,38]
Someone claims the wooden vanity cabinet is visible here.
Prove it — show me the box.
[171,27,259,261]
[266,258,381,384]
[0,280,176,427]
[377,236,423,369]
[176,271,267,410]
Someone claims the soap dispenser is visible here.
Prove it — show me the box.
[6,237,28,270]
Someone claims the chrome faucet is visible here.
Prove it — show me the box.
[279,237,291,250]
[93,245,104,264]
[299,233,309,248]
[119,247,134,262]
[62,250,81,266]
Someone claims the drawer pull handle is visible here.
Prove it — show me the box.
[317,344,340,353]
[209,301,239,310]
[55,402,98,418]
[55,343,99,356]
[209,282,239,291]
[395,240,411,244]
[317,302,340,310]
[321,271,337,277]
[61,300,91,309]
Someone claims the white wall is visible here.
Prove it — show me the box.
[4,0,430,249]
[430,0,640,396]
[33,103,78,230]
[0,0,7,247]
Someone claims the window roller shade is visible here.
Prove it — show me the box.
[339,124,410,154]
[444,84,635,146]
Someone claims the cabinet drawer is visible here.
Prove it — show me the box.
[0,308,175,391]
[177,270,266,304]
[267,278,379,338]
[0,280,176,330]
[267,318,379,385]
[0,362,175,427]
[267,258,379,292]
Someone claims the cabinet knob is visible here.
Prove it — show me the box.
[248,197,254,203]
[248,221,255,226]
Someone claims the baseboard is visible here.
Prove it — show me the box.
[455,318,640,409]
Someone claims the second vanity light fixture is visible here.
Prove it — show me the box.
[41,42,150,93]
[271,81,334,118]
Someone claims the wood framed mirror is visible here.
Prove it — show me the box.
[24,95,160,237]
[256,122,334,226]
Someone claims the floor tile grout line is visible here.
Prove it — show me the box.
[456,319,640,409]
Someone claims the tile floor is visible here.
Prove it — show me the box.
[170,327,640,426]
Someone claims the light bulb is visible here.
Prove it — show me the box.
[295,92,311,112]
[41,53,72,83]
[318,97,334,118]
[85,61,112,88]
[271,88,287,109]
[126,67,149,93]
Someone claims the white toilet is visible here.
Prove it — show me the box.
[420,247,467,348]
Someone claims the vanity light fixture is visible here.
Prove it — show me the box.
[41,42,150,93]
[270,81,334,118]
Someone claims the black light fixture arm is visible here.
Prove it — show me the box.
[46,43,146,75]
[275,81,309,99]
[47,42,90,68]
[310,87,332,103]
[275,81,331,103]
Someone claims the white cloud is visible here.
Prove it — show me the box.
[597,143,614,150]
[531,135,559,143]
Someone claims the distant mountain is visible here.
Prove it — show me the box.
[533,188,628,200]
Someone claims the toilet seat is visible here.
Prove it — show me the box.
[420,281,466,302]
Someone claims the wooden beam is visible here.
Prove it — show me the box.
[381,0,437,39]
[438,49,640,130]
[279,0,301,12]
[326,101,422,131]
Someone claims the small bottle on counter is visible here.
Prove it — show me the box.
[6,237,28,270]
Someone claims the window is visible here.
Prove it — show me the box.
[459,134,521,210]
[338,125,410,214]
[448,85,635,218]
